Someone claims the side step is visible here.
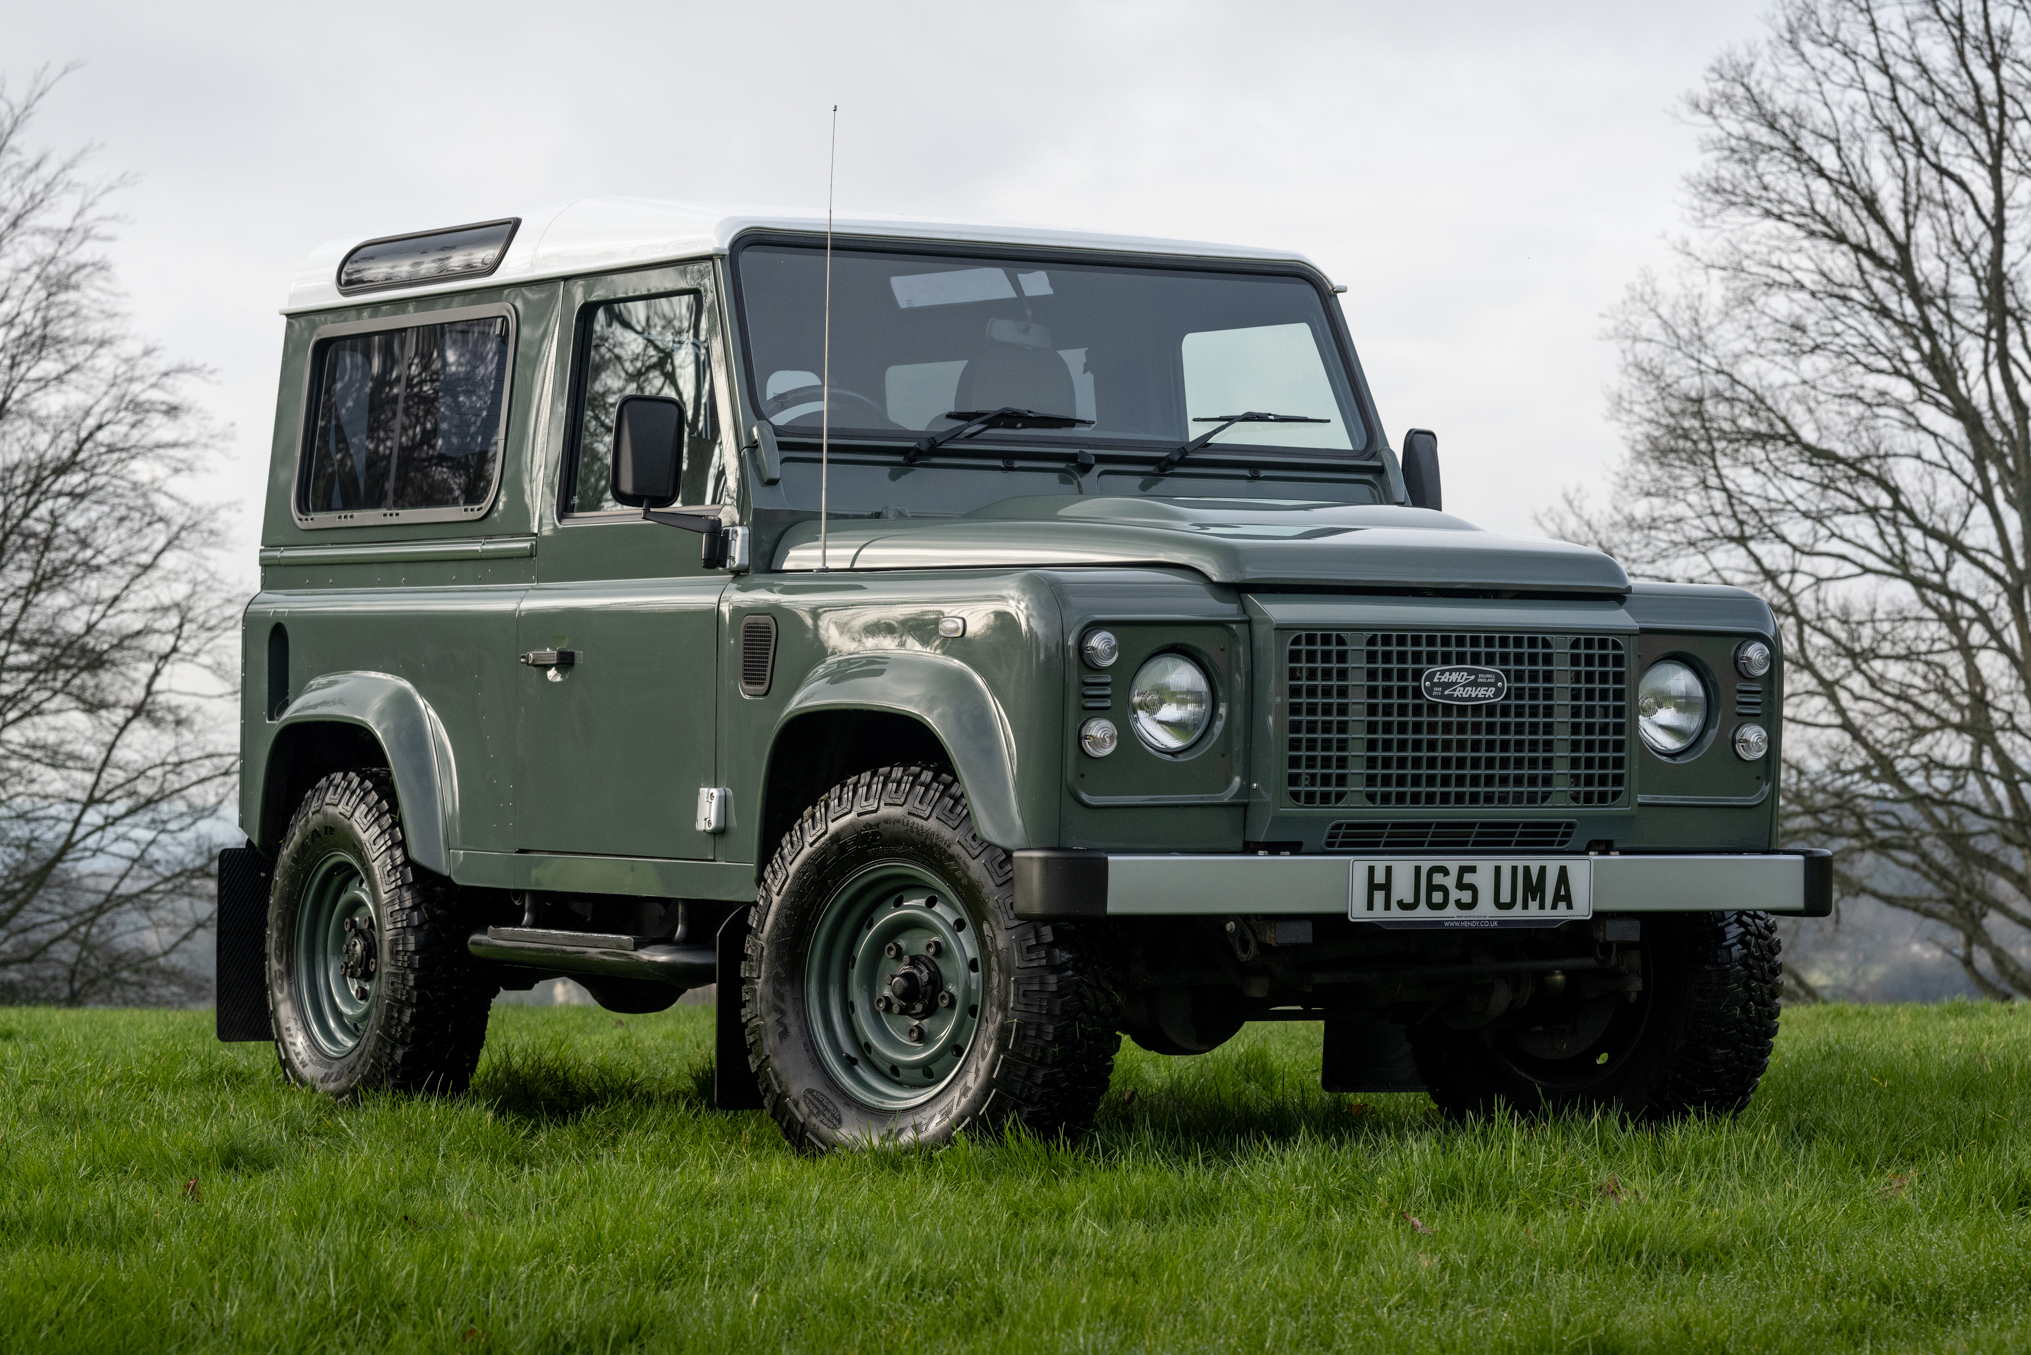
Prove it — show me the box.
[467,926,716,988]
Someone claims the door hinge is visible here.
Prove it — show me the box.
[696,786,730,833]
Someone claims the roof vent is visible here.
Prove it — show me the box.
[338,219,519,294]
[739,615,778,697]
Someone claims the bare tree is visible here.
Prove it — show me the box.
[1548,0,2031,997]
[0,70,235,1005]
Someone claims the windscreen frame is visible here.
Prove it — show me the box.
[289,301,518,529]
[726,231,1386,465]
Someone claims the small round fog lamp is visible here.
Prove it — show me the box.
[1733,723,1769,761]
[1079,718,1119,758]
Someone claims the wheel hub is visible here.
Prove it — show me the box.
[339,914,378,999]
[878,952,944,1017]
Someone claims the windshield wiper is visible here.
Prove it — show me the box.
[1155,412,1330,473]
[905,407,1093,464]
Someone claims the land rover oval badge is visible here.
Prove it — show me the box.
[1421,665,1508,705]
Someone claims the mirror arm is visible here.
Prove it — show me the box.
[640,507,742,570]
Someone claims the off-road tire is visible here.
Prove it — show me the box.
[1408,910,1781,1121]
[742,765,1120,1152]
[267,770,497,1096]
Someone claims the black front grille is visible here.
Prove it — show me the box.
[1284,630,1628,809]
[1322,820,1577,853]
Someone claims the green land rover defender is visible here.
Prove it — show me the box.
[215,202,1828,1150]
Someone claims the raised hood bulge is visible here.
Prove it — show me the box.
[773,496,1629,594]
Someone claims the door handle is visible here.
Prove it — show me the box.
[520,649,577,681]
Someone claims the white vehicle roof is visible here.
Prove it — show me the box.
[282,196,1325,314]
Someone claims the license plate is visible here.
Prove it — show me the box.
[1347,858,1593,929]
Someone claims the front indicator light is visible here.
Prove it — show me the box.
[1082,630,1119,669]
[1735,639,1773,678]
[1079,718,1118,757]
[1128,653,1213,752]
[1637,659,1707,755]
[1733,723,1769,760]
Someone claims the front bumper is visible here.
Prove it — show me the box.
[1013,849,1832,919]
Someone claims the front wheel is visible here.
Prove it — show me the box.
[1408,911,1782,1121]
[742,765,1119,1152]
[266,770,497,1096]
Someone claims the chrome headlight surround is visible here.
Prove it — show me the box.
[1127,652,1214,753]
[1637,658,1710,757]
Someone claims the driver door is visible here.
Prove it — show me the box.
[515,263,737,861]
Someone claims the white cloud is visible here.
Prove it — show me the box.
[4,0,1770,587]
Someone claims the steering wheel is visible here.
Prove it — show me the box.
[763,384,900,430]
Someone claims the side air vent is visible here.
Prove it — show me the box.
[1322,820,1578,853]
[739,615,777,697]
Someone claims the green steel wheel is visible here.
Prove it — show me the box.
[266,769,498,1097]
[744,764,1121,1153]
[292,850,379,1058]
[804,863,985,1112]
[1407,910,1782,1122]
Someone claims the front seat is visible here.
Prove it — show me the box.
[953,333,1076,418]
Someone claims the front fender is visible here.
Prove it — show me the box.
[268,671,460,875]
[775,650,1027,847]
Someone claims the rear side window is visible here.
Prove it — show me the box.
[298,308,513,522]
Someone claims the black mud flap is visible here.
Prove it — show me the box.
[714,909,764,1110]
[1322,1009,1427,1093]
[216,843,275,1042]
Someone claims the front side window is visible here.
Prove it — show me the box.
[565,291,724,514]
[733,244,1368,457]
[299,312,511,519]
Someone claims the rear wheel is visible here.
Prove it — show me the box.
[266,770,496,1096]
[742,765,1119,1152]
[1408,911,1781,1121]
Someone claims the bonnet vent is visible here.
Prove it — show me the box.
[739,615,778,697]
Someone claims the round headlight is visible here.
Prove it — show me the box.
[1128,653,1212,752]
[1637,659,1707,755]
[1081,630,1119,669]
[1734,640,1773,679]
[1078,718,1118,758]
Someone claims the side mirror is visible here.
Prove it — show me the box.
[611,394,685,506]
[1401,427,1442,511]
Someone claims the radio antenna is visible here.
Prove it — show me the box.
[819,104,837,572]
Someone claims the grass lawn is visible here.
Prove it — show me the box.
[2,1003,2028,1353]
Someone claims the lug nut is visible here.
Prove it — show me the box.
[905,1024,925,1044]
[936,991,955,1008]
[924,939,942,957]
[874,994,892,1012]
[883,941,904,959]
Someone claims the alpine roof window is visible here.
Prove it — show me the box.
[337,220,518,293]
[298,310,512,522]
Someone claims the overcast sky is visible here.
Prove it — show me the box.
[6,0,1771,587]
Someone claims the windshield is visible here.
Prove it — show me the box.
[733,243,1369,458]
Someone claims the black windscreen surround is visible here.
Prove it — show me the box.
[734,244,1369,457]
[300,317,510,516]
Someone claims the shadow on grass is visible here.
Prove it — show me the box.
[471,1041,715,1123]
